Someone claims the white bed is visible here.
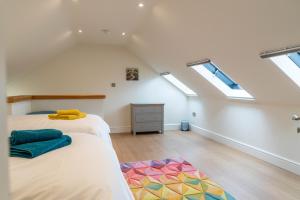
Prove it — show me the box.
[8,114,112,145]
[10,133,134,200]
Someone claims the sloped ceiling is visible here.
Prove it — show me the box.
[129,0,300,104]
[5,0,158,73]
[5,0,75,73]
[5,0,300,104]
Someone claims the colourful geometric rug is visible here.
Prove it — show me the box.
[121,158,235,200]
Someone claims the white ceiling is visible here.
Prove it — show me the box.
[70,0,158,45]
[5,0,158,73]
[5,0,75,73]
[4,0,300,104]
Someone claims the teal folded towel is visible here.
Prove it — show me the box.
[10,129,63,145]
[10,135,72,158]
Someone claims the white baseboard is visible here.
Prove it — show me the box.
[110,126,131,134]
[164,123,180,131]
[191,124,300,175]
[110,123,180,134]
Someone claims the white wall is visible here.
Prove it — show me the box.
[0,52,9,200]
[7,45,188,133]
[188,97,300,175]
[7,101,31,115]
[126,0,300,175]
[0,0,10,197]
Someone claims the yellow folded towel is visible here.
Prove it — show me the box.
[79,112,87,118]
[48,114,80,120]
[48,110,87,120]
[57,109,81,116]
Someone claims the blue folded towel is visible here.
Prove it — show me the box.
[10,129,63,145]
[10,135,72,158]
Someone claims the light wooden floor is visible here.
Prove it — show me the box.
[111,131,300,200]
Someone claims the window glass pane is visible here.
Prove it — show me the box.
[203,63,240,90]
[203,63,217,74]
[288,52,300,67]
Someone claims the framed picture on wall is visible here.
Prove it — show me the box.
[126,68,139,81]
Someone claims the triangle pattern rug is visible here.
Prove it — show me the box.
[121,158,235,200]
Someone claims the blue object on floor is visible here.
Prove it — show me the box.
[27,111,56,115]
[10,135,72,159]
[181,120,190,131]
[10,129,63,145]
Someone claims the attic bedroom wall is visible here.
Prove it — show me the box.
[128,0,300,174]
[0,55,9,200]
[188,97,300,175]
[7,45,188,133]
[0,0,9,197]
[0,48,9,200]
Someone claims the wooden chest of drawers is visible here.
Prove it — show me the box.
[131,104,164,135]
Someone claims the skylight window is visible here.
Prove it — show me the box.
[188,60,254,100]
[269,52,300,88]
[161,73,197,96]
[260,46,300,88]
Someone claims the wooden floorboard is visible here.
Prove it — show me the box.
[111,131,300,200]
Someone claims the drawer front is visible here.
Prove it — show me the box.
[134,106,162,114]
[134,122,162,132]
[135,113,162,122]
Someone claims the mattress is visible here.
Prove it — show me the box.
[9,133,134,200]
[8,114,112,145]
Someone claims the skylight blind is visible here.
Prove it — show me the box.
[186,59,211,67]
[260,45,300,59]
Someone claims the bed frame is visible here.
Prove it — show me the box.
[7,95,106,117]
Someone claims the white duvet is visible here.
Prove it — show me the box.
[9,133,134,200]
[8,114,112,145]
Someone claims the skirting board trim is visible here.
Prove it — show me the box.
[110,123,180,134]
[165,123,180,131]
[191,124,300,175]
[110,126,131,134]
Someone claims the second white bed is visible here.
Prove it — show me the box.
[8,113,134,199]
[8,114,112,145]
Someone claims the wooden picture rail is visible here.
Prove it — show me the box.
[7,95,106,103]
[7,95,32,103]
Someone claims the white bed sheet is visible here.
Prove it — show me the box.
[8,114,112,145]
[9,133,134,200]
